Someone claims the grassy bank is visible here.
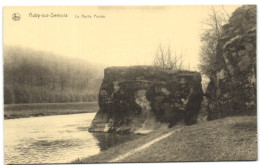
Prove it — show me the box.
[4,102,99,119]
[73,116,257,163]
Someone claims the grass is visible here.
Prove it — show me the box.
[72,115,257,163]
[72,124,182,163]
[4,102,99,119]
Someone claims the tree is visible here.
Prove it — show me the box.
[199,5,256,78]
[3,45,105,103]
[199,6,230,78]
[153,43,184,71]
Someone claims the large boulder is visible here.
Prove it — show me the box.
[89,66,203,133]
[206,5,256,120]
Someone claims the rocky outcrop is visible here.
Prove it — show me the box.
[89,66,203,133]
[206,5,256,120]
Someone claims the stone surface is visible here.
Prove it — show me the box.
[206,5,256,120]
[89,66,203,133]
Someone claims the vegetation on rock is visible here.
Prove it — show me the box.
[199,5,256,119]
[89,66,203,133]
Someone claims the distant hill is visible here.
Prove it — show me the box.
[4,45,105,104]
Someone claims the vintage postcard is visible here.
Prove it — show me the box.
[3,5,257,164]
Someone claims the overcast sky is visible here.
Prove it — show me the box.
[4,5,241,70]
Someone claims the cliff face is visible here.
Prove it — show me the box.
[206,6,256,120]
[89,66,203,133]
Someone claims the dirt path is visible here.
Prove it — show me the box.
[109,128,182,162]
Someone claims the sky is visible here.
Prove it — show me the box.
[4,5,241,70]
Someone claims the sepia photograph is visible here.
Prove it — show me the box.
[2,3,257,164]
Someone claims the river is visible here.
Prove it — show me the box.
[4,113,138,164]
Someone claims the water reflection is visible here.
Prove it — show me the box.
[4,113,100,164]
[92,132,140,151]
[4,113,139,164]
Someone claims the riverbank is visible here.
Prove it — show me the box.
[4,102,99,119]
[73,115,257,163]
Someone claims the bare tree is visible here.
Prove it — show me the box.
[199,6,230,77]
[154,43,184,71]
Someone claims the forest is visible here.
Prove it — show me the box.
[4,46,104,104]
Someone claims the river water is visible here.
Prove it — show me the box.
[4,113,138,164]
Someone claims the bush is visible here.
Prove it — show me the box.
[4,83,99,104]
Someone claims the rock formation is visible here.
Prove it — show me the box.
[206,5,256,120]
[89,66,203,133]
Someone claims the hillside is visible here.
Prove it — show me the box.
[4,46,105,104]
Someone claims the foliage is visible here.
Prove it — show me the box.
[228,5,256,35]
[4,102,99,119]
[199,5,256,78]
[4,46,104,104]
